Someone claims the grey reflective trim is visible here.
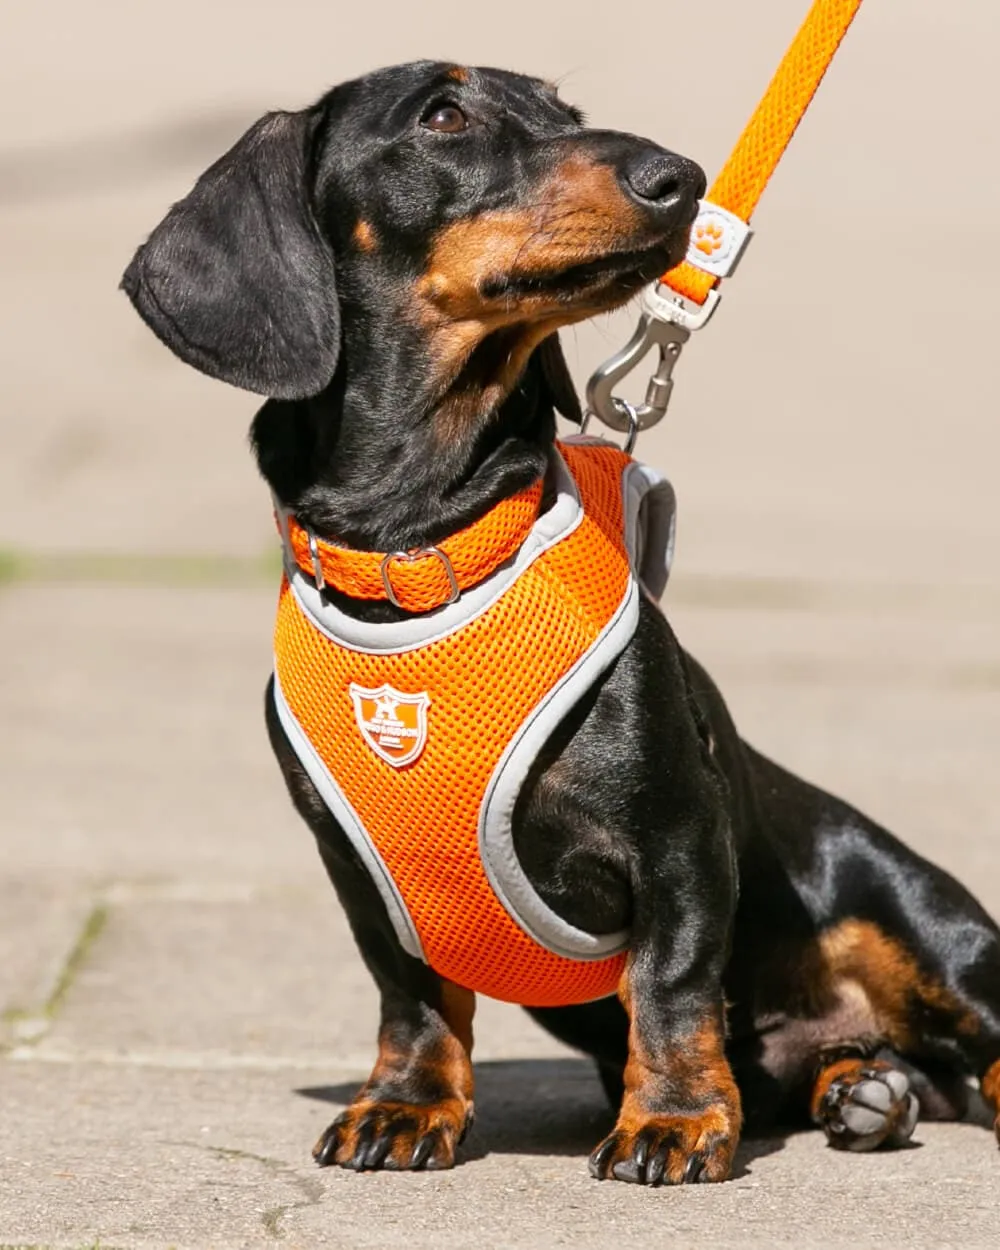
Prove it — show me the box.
[477,579,638,962]
[271,672,425,962]
[276,451,583,656]
[622,460,676,602]
[557,435,676,598]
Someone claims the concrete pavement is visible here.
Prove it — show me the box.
[2,1,1000,1246]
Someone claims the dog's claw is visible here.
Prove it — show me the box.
[361,1133,394,1170]
[587,1134,619,1179]
[314,1098,472,1172]
[313,1124,339,1167]
[348,1120,376,1170]
[611,1154,643,1184]
[409,1132,436,1170]
[646,1145,668,1187]
[589,1110,736,1185]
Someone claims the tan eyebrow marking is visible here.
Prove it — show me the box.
[352,219,378,252]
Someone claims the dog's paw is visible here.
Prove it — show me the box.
[313,1096,474,1171]
[588,1105,738,1185]
[814,1059,919,1152]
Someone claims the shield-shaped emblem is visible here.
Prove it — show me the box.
[349,683,430,768]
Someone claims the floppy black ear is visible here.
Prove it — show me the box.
[535,332,583,424]
[121,110,339,399]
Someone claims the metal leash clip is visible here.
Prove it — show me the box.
[583,283,721,452]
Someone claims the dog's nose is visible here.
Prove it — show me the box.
[622,149,707,211]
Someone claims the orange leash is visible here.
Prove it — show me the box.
[664,0,866,306]
[585,0,865,443]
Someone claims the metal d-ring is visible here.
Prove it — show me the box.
[380,546,460,609]
[580,399,640,455]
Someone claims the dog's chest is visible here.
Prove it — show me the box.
[271,440,675,1006]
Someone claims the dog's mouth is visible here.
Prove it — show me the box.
[479,232,690,308]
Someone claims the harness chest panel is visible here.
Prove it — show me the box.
[273,441,672,1007]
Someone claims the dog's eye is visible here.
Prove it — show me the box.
[421,104,469,134]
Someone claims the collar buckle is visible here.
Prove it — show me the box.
[380,547,460,611]
[307,530,326,592]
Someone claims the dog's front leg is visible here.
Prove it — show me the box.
[313,978,475,1171]
[266,685,476,1172]
[589,819,741,1185]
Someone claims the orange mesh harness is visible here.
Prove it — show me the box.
[272,439,677,1007]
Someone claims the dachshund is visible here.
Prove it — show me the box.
[122,61,1000,1185]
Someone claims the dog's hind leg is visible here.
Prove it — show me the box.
[778,911,1000,1152]
[803,898,1000,1151]
[738,749,1000,1153]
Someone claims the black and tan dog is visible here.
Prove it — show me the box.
[123,61,1000,1185]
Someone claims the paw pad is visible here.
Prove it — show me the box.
[818,1064,919,1153]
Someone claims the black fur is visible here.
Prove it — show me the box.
[123,111,340,399]
[123,61,1000,1184]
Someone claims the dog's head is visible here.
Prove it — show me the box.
[123,62,705,416]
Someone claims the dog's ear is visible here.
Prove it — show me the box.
[535,332,582,424]
[121,110,339,399]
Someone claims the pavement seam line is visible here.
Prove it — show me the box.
[6,1043,373,1075]
[2,902,110,1051]
[0,548,281,589]
[44,904,109,1020]
[170,1141,324,1240]
[1,545,999,618]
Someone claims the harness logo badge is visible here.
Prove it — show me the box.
[349,683,430,768]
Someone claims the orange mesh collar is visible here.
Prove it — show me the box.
[285,478,545,614]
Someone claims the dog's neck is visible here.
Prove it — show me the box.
[251,309,563,552]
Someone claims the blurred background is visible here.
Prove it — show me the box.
[3,0,997,876]
[1,2,999,1243]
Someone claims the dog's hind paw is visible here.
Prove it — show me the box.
[813,1059,919,1152]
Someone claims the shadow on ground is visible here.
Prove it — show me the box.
[296,1056,789,1175]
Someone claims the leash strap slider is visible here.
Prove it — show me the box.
[684,200,753,280]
